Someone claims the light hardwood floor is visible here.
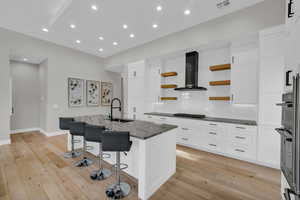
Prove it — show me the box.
[0,132,281,200]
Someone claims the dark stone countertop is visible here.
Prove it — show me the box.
[74,115,178,140]
[144,112,257,126]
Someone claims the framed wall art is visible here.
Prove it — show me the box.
[68,78,85,107]
[86,80,100,106]
[101,82,113,106]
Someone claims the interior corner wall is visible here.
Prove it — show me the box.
[0,28,121,134]
[104,0,285,67]
[0,46,10,141]
[39,59,48,131]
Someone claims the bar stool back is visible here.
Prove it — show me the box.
[69,121,94,167]
[102,131,132,199]
[85,125,112,180]
[59,117,82,158]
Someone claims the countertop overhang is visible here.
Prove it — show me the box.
[74,115,178,140]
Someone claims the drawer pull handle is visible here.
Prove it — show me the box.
[209,144,217,147]
[182,128,189,131]
[209,123,217,126]
[209,132,217,135]
[160,118,166,120]
[235,149,245,153]
[182,138,188,141]
[235,136,246,140]
[236,126,246,129]
[148,116,152,118]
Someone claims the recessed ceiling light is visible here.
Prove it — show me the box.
[152,24,158,29]
[184,9,191,15]
[99,36,104,40]
[156,5,162,11]
[23,58,28,61]
[123,24,128,29]
[98,48,104,52]
[76,40,81,44]
[113,42,118,46]
[91,5,98,11]
[70,24,76,29]
[130,34,135,38]
[42,28,49,32]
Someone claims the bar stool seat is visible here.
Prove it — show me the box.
[59,117,83,158]
[69,121,94,167]
[85,125,112,180]
[102,131,132,199]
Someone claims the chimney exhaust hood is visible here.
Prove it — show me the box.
[175,51,207,91]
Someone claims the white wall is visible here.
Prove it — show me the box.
[39,59,48,131]
[10,61,40,130]
[0,27,121,140]
[104,0,284,67]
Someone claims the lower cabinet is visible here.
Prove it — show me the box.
[143,115,276,168]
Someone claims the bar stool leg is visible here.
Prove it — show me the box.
[90,143,112,180]
[74,138,94,167]
[106,152,131,199]
[64,135,82,158]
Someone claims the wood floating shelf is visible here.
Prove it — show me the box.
[161,97,178,101]
[161,72,178,77]
[209,64,231,71]
[209,80,231,86]
[161,84,177,89]
[209,96,231,101]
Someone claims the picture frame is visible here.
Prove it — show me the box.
[86,80,100,106]
[68,78,85,107]
[101,82,113,106]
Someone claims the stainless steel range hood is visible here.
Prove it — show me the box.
[175,51,207,91]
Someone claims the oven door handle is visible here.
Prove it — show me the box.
[275,128,292,137]
[276,103,293,107]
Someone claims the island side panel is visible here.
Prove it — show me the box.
[138,128,177,200]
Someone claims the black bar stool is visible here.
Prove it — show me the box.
[59,117,83,158]
[69,121,94,167]
[85,125,112,180]
[102,131,132,199]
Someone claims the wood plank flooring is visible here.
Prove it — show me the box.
[0,132,281,200]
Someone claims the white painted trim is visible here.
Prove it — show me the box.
[10,127,40,134]
[40,129,67,137]
[0,139,11,146]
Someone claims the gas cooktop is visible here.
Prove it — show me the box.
[173,113,206,119]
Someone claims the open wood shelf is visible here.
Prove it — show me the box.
[160,97,178,101]
[161,72,178,77]
[209,80,231,86]
[209,64,231,71]
[209,96,231,101]
[161,84,177,89]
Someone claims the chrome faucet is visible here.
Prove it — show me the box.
[110,98,122,121]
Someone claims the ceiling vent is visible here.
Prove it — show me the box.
[217,0,230,9]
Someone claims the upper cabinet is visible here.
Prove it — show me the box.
[230,40,259,105]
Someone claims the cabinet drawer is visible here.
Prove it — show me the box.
[231,125,257,133]
[203,140,222,152]
[228,144,256,160]
[231,133,253,145]
[177,130,193,145]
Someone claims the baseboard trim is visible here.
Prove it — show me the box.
[40,129,67,137]
[0,139,11,146]
[11,127,40,134]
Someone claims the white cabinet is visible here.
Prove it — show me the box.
[257,125,280,168]
[231,42,259,104]
[227,125,257,161]
[127,60,146,120]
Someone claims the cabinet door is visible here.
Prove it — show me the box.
[257,125,280,168]
[148,65,161,104]
[231,44,258,104]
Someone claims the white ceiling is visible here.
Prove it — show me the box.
[0,0,263,58]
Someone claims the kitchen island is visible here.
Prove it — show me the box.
[67,115,178,200]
